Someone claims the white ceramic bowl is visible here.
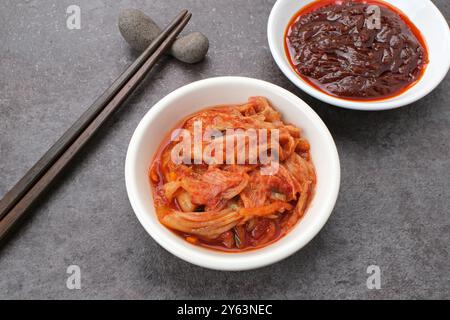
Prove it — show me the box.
[268,0,450,110]
[125,77,340,271]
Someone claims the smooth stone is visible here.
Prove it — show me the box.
[118,9,161,52]
[170,32,209,64]
[118,9,209,63]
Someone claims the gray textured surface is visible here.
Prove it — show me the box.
[0,0,449,300]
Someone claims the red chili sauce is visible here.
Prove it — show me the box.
[285,0,428,101]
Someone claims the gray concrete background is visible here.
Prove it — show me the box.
[0,0,449,299]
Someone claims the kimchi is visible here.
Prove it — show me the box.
[149,97,316,251]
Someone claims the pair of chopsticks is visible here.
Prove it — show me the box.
[0,10,192,243]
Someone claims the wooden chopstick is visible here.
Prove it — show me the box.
[0,10,189,222]
[0,11,192,242]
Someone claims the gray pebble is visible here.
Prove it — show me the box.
[118,9,161,52]
[170,32,209,64]
[118,9,209,64]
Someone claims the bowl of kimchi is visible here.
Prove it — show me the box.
[125,77,340,270]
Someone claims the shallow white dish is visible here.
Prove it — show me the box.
[125,77,340,271]
[268,0,450,110]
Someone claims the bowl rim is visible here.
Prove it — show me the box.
[125,76,341,271]
[267,0,450,111]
